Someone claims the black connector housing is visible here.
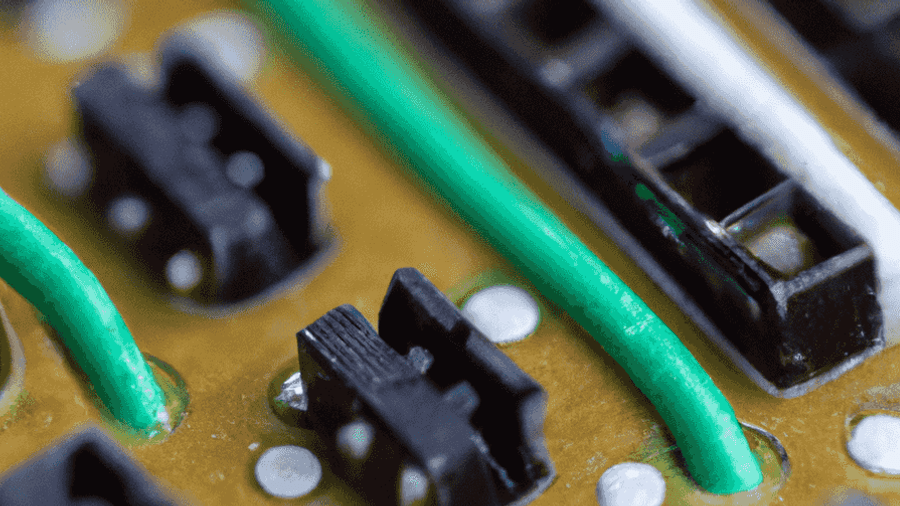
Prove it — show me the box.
[765,0,900,133]
[0,426,176,506]
[296,268,554,506]
[400,0,884,395]
[68,35,330,307]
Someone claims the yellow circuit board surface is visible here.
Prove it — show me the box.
[1,0,900,504]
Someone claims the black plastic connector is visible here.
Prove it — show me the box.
[400,0,884,395]
[764,0,859,50]
[296,268,554,506]
[67,35,331,307]
[764,0,900,132]
[0,426,176,506]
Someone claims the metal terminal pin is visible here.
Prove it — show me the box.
[275,371,308,412]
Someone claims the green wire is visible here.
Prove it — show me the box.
[255,0,763,493]
[0,188,167,435]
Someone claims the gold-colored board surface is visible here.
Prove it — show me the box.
[0,0,899,504]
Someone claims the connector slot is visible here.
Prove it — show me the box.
[517,0,601,47]
[586,50,696,118]
[659,130,786,221]
[723,181,864,279]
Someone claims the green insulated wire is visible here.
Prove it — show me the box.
[0,188,167,434]
[256,0,764,493]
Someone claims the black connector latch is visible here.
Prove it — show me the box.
[296,268,554,506]
[67,34,331,307]
[0,426,176,505]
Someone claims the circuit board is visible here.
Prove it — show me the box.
[2,0,900,504]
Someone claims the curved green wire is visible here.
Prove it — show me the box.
[256,0,763,493]
[0,188,167,434]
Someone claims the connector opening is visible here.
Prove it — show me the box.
[69,442,130,503]
[519,0,600,47]
[585,51,695,117]
[659,130,786,221]
[724,184,864,279]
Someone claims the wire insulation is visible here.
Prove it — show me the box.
[256,0,763,493]
[0,188,167,434]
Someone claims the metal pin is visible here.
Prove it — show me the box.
[275,372,308,412]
